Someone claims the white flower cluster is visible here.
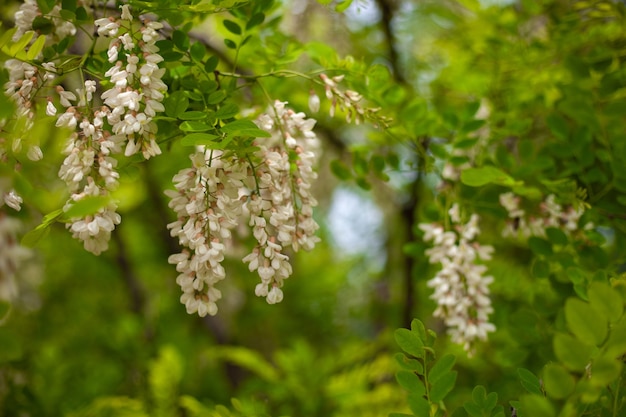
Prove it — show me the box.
[419,204,496,353]
[0,187,35,305]
[499,192,587,239]
[51,5,166,255]
[4,0,65,160]
[311,74,390,127]
[13,0,77,43]
[167,101,321,316]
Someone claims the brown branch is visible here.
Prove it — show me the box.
[375,0,407,85]
[111,229,146,316]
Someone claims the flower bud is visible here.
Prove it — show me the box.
[308,90,320,113]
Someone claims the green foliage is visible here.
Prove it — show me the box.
[394,319,458,417]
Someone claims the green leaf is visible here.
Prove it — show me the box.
[396,371,425,395]
[26,35,46,60]
[190,42,205,61]
[172,29,190,51]
[62,0,77,11]
[59,9,75,21]
[394,328,424,358]
[335,0,353,12]
[460,166,517,187]
[519,394,555,417]
[0,28,16,50]
[429,370,457,403]
[330,159,352,180]
[410,319,427,342]
[545,227,568,246]
[528,237,553,256]
[429,354,456,384]
[180,133,220,146]
[31,16,54,35]
[8,31,34,57]
[180,121,213,132]
[605,319,626,358]
[565,298,608,346]
[21,224,51,248]
[246,13,265,30]
[75,6,89,21]
[36,0,55,13]
[553,332,592,371]
[0,300,10,321]
[179,111,208,121]
[223,19,242,35]
[464,403,483,417]
[62,196,111,219]
[590,354,622,387]
[207,90,228,105]
[546,113,569,140]
[164,91,189,118]
[306,41,337,65]
[211,346,278,382]
[221,119,270,137]
[224,39,237,49]
[395,353,424,374]
[356,177,371,190]
[587,282,623,323]
[204,55,219,73]
[531,260,550,278]
[407,394,430,417]
[566,267,585,285]
[215,102,239,120]
[543,363,575,399]
[517,368,542,395]
[471,385,486,404]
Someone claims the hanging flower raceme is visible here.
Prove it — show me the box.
[499,192,589,239]
[52,4,167,255]
[166,101,321,316]
[419,204,495,354]
[0,184,38,306]
[95,4,167,159]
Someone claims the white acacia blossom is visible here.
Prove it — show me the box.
[419,204,495,353]
[499,192,588,239]
[54,5,167,254]
[167,101,321,316]
[316,73,390,127]
[0,187,38,307]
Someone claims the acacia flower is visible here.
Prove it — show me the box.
[420,203,496,353]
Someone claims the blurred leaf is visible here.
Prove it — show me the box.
[543,363,575,399]
[517,368,542,395]
[553,332,592,372]
[180,121,213,132]
[565,298,608,346]
[330,159,352,180]
[223,20,242,35]
[221,119,270,137]
[519,394,555,417]
[180,133,221,147]
[461,166,519,187]
[587,282,623,323]
[212,346,278,382]
[528,237,553,256]
[165,91,190,118]
[62,196,111,220]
